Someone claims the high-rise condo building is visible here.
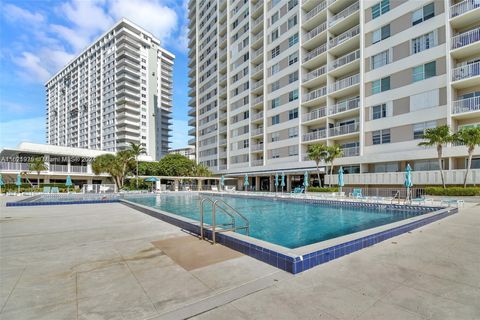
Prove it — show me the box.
[188,0,480,189]
[46,19,174,160]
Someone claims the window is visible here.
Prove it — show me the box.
[271,12,279,24]
[289,89,299,101]
[410,89,439,111]
[271,81,280,92]
[271,149,280,159]
[271,97,280,109]
[372,104,387,120]
[288,145,299,156]
[288,0,298,10]
[271,132,280,142]
[288,71,298,83]
[372,25,390,44]
[288,127,298,138]
[412,3,434,25]
[288,33,299,47]
[373,162,398,173]
[413,159,441,171]
[412,31,435,54]
[413,121,436,139]
[288,52,298,65]
[372,129,391,144]
[271,115,280,125]
[371,50,390,69]
[271,29,279,42]
[271,46,280,58]
[288,15,298,29]
[412,61,436,82]
[271,63,280,75]
[372,0,389,19]
[372,77,390,94]
[288,108,298,120]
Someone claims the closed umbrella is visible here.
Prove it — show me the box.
[0,174,4,194]
[281,172,285,192]
[243,174,249,191]
[220,175,225,190]
[404,164,413,202]
[16,174,22,193]
[274,173,279,192]
[65,175,72,193]
[303,171,309,192]
[338,166,345,195]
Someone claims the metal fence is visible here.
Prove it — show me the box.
[82,184,117,193]
[342,187,426,199]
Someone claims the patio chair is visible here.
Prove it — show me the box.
[211,186,218,192]
[411,196,433,205]
[291,187,304,194]
[225,186,236,192]
[51,187,59,193]
[350,188,363,198]
[43,186,51,194]
[440,199,465,207]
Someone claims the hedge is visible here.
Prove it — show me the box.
[425,187,480,196]
[307,187,339,193]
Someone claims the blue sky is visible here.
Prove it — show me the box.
[0,0,190,149]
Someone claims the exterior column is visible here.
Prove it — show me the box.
[198,179,203,191]
[67,156,71,173]
[174,179,179,191]
[255,176,260,191]
[270,175,274,192]
[287,175,292,192]
[87,162,92,174]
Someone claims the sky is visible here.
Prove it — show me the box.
[0,0,190,149]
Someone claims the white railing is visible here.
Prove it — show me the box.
[451,61,480,81]
[303,22,327,42]
[450,0,480,18]
[252,159,263,166]
[330,49,360,71]
[219,152,227,158]
[451,27,480,49]
[219,165,227,170]
[329,74,360,92]
[252,127,264,136]
[303,43,327,62]
[253,79,264,89]
[452,96,480,114]
[220,61,226,69]
[329,1,359,27]
[329,97,360,115]
[303,129,327,142]
[254,96,264,105]
[252,47,263,59]
[251,144,263,151]
[219,139,227,145]
[50,164,69,172]
[219,126,227,133]
[253,64,264,74]
[328,122,360,137]
[303,65,327,82]
[253,1,263,12]
[304,1,327,22]
[220,100,227,108]
[83,184,116,193]
[252,111,263,120]
[303,107,327,122]
[219,112,227,120]
[329,25,360,48]
[303,86,327,102]
[0,162,30,171]
[340,146,359,157]
[70,165,88,173]
[252,32,263,43]
[220,74,227,82]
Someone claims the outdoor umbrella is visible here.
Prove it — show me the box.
[65,175,73,193]
[404,164,413,202]
[338,166,345,195]
[280,172,285,192]
[0,174,4,194]
[220,175,225,190]
[16,174,22,194]
[303,171,309,192]
[274,173,279,192]
[144,177,159,192]
[243,174,249,191]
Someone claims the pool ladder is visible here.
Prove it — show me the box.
[199,197,249,244]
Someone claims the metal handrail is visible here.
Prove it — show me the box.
[199,197,233,242]
[214,199,249,236]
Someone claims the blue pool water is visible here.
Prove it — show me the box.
[125,194,427,249]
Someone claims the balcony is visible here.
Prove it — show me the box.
[251,144,263,151]
[450,27,480,58]
[303,43,327,67]
[252,1,264,18]
[303,22,327,49]
[302,107,326,122]
[329,49,360,76]
[329,1,359,30]
[219,126,227,133]
[329,74,360,96]
[188,128,196,136]
[452,96,480,117]
[329,25,360,54]
[302,129,326,142]
[329,97,360,117]
[450,0,480,28]
[253,96,264,107]
[451,61,480,88]
[252,159,263,166]
[303,86,327,105]
[188,138,196,145]
[303,65,327,87]
[219,112,228,121]
[0,162,30,171]
[340,146,359,157]
[251,111,263,121]
[219,139,227,145]
[251,127,264,136]
[328,122,360,137]
[304,1,327,27]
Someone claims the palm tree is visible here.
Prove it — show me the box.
[307,144,327,187]
[28,157,48,188]
[129,142,146,189]
[453,127,480,188]
[193,163,212,177]
[325,145,343,187]
[417,125,452,189]
[92,150,135,190]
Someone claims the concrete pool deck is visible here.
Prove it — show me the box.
[0,197,479,319]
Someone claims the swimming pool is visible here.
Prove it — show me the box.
[125,193,432,249]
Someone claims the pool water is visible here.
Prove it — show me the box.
[125,194,427,249]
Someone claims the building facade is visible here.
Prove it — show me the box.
[46,19,174,161]
[167,146,196,160]
[188,0,480,188]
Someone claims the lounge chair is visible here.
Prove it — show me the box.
[291,187,304,194]
[211,186,218,192]
[51,187,59,193]
[225,186,236,192]
[350,188,363,198]
[411,196,433,205]
[440,199,465,207]
[43,186,51,194]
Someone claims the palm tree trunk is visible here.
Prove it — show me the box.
[437,145,445,189]
[464,148,473,188]
[37,174,40,189]
[329,164,334,188]
[316,163,322,188]
[136,159,139,189]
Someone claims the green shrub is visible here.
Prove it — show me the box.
[124,178,150,190]
[425,186,480,196]
[307,186,338,193]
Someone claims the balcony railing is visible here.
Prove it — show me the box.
[252,32,264,43]
[303,22,327,43]
[253,1,263,13]
[251,144,263,151]
[70,165,88,173]
[219,139,227,145]
[252,159,263,166]
[219,112,227,120]
[253,16,263,28]
[254,96,264,105]
[252,47,263,59]
[303,65,327,82]
[252,64,264,74]
[329,25,360,49]
[0,162,30,171]
[329,74,360,92]
[252,127,264,136]
[303,129,326,142]
[450,0,480,18]
[219,126,227,133]
[341,146,359,157]
[329,1,359,27]
[330,49,360,71]
[253,79,264,89]
[252,111,263,120]
[303,107,327,122]
[451,61,480,81]
[329,122,360,137]
[303,43,327,63]
[452,96,480,114]
[451,27,480,49]
[219,165,227,170]
[304,1,327,22]
[329,97,360,115]
[303,86,327,102]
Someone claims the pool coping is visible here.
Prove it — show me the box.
[119,196,457,274]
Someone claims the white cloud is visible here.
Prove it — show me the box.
[0,101,36,115]
[14,52,51,83]
[0,117,45,149]
[170,119,189,149]
[3,4,45,25]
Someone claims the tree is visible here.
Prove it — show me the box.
[28,157,48,188]
[307,144,327,187]
[129,142,146,189]
[453,127,480,188]
[92,151,135,189]
[156,154,196,176]
[418,125,452,189]
[193,163,212,177]
[325,145,343,187]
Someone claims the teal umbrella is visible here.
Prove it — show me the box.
[16,174,22,193]
[220,175,225,190]
[243,174,249,191]
[274,173,279,192]
[404,164,413,201]
[0,174,4,194]
[280,172,285,192]
[145,177,159,192]
[66,175,72,193]
[303,171,309,190]
[338,166,345,194]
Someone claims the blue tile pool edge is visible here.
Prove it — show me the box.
[119,198,458,274]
